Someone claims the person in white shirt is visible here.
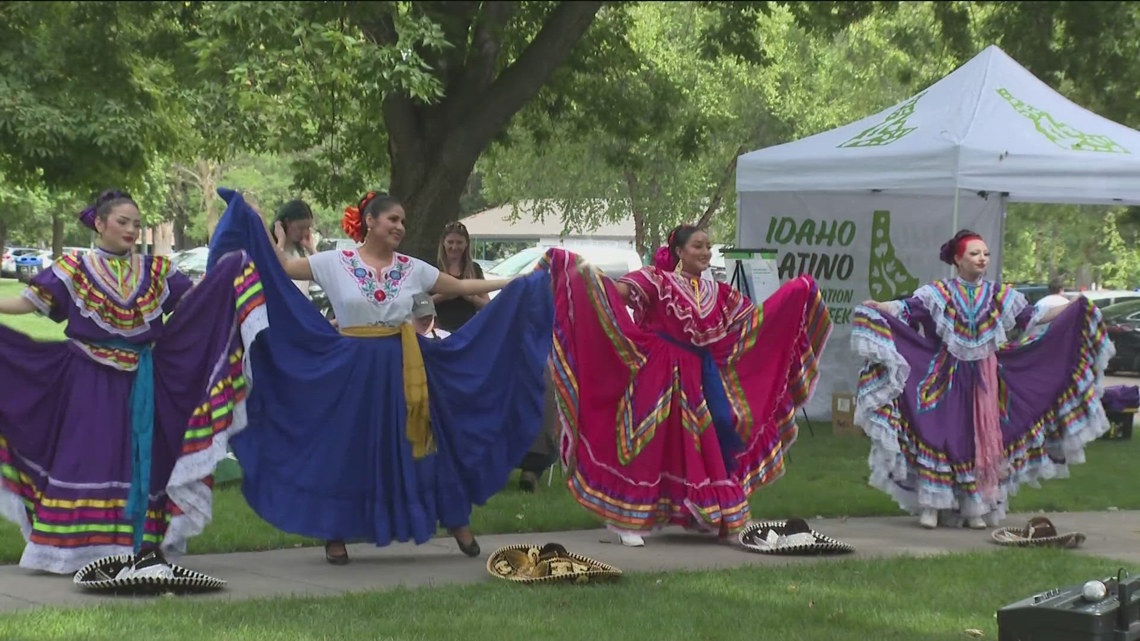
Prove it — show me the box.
[256,190,525,566]
[1030,277,1070,338]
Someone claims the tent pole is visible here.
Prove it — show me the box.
[950,188,960,277]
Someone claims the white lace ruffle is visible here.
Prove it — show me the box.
[163,303,267,557]
[20,287,52,316]
[19,542,133,575]
[912,283,1028,363]
[850,306,911,428]
[855,298,1114,521]
[53,257,171,339]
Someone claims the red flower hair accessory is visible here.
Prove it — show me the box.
[341,191,377,243]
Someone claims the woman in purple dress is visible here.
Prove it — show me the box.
[853,229,1112,530]
[0,190,267,576]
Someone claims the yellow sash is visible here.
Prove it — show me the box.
[339,324,435,459]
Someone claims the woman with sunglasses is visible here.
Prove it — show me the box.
[432,221,487,333]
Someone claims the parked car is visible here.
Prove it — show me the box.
[1066,289,1140,310]
[474,258,501,272]
[171,247,209,285]
[486,245,644,301]
[2,247,40,278]
[1011,283,1050,305]
[1100,299,1140,374]
[317,238,358,252]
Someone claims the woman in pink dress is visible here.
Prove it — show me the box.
[549,225,832,546]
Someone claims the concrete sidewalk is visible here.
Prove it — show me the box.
[2,510,1138,612]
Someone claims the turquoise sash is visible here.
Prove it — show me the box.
[91,339,155,553]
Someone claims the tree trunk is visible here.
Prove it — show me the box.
[173,179,190,250]
[0,218,8,258]
[623,170,648,258]
[389,153,483,260]
[367,1,605,259]
[51,210,64,259]
[201,160,221,241]
[177,158,224,243]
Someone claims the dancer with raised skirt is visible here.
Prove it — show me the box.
[208,189,554,564]
[853,229,1111,529]
[549,224,832,547]
[0,190,266,578]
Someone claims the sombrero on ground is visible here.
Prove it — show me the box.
[738,518,855,555]
[486,543,622,584]
[991,516,1086,549]
[73,549,226,594]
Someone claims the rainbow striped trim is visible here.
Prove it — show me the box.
[553,262,831,534]
[859,297,1109,506]
[0,256,267,561]
[55,254,172,333]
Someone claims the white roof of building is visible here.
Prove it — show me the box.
[461,201,635,240]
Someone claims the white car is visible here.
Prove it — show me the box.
[486,246,644,325]
[171,247,210,285]
[1065,290,1140,310]
[486,245,644,300]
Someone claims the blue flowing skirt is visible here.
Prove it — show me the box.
[208,189,553,545]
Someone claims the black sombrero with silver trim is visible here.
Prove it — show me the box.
[738,518,855,555]
[73,550,226,594]
[487,543,622,584]
[991,516,1086,549]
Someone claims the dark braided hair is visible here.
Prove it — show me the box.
[78,189,135,231]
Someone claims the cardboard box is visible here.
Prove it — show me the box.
[831,392,858,435]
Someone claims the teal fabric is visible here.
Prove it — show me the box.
[93,339,154,553]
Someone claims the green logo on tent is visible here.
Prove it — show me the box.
[839,92,926,148]
[997,88,1129,154]
[868,210,918,301]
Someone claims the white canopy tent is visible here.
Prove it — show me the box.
[735,45,1140,419]
[738,44,1140,207]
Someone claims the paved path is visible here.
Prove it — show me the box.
[2,510,1138,612]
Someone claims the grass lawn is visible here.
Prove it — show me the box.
[0,549,1129,641]
[0,280,65,340]
[2,279,1138,561]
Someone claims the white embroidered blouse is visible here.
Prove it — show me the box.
[308,249,441,328]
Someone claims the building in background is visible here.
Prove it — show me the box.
[461,201,635,262]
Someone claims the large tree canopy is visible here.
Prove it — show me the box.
[0,2,191,194]
[4,0,1140,269]
[184,1,862,256]
[190,1,609,256]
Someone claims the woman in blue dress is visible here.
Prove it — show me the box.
[208,189,553,564]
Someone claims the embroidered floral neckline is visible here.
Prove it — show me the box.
[338,249,414,304]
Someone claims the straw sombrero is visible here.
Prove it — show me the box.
[73,549,226,594]
[991,516,1086,549]
[738,518,855,555]
[486,543,622,584]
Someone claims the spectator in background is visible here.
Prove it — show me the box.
[1035,277,1069,316]
[1029,277,1070,338]
[412,292,450,340]
[433,222,487,333]
[270,200,317,298]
